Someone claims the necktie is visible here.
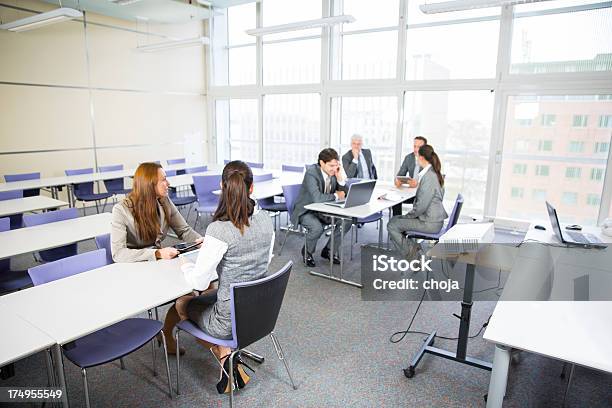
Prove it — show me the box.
[357,157,364,178]
[325,177,331,194]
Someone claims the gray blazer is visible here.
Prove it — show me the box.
[403,168,448,223]
[111,196,202,262]
[397,153,419,178]
[342,149,376,179]
[290,164,348,226]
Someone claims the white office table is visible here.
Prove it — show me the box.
[304,183,416,287]
[0,212,111,260]
[167,167,283,189]
[0,196,69,218]
[0,258,192,407]
[484,224,612,408]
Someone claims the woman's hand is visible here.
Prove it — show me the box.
[195,237,204,248]
[156,247,179,260]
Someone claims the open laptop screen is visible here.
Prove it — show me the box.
[545,201,565,243]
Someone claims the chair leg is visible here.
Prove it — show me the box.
[562,364,575,407]
[95,201,99,214]
[120,358,126,370]
[45,349,56,387]
[278,227,290,255]
[82,368,91,408]
[148,310,157,376]
[175,330,181,395]
[270,332,297,390]
[229,350,239,408]
[160,330,173,398]
[350,227,354,261]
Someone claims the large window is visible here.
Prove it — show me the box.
[331,96,398,180]
[339,0,399,80]
[263,94,320,169]
[403,90,494,216]
[510,3,612,74]
[496,94,611,225]
[215,99,258,162]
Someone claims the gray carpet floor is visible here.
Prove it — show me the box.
[2,205,611,407]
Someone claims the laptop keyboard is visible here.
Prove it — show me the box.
[567,231,588,243]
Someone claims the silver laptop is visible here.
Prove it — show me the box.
[546,201,605,248]
[325,180,376,209]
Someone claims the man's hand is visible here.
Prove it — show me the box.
[352,147,360,160]
[336,165,346,183]
[336,191,346,200]
[394,179,402,188]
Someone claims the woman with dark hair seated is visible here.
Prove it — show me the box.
[177,160,275,393]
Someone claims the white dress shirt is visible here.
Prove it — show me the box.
[320,167,346,200]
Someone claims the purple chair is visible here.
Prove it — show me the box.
[185,165,208,174]
[95,233,113,265]
[167,158,186,175]
[5,172,41,197]
[343,179,383,259]
[28,249,172,406]
[165,169,197,216]
[281,164,304,173]
[23,208,79,262]
[403,194,464,241]
[0,217,32,293]
[224,159,231,165]
[255,173,285,229]
[65,168,113,214]
[175,261,296,406]
[99,164,131,196]
[245,161,264,169]
[0,189,24,229]
[278,184,307,260]
[192,174,221,229]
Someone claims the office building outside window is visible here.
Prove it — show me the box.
[599,115,612,128]
[511,187,524,198]
[540,114,556,126]
[538,140,553,151]
[535,165,550,176]
[572,114,588,127]
[562,192,578,206]
[568,141,585,153]
[565,167,582,179]
[513,163,527,174]
[587,194,601,206]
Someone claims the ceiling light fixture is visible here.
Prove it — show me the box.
[246,15,355,36]
[419,0,552,14]
[136,36,210,52]
[0,7,82,32]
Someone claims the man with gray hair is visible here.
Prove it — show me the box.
[341,134,377,180]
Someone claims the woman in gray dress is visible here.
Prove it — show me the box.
[178,160,275,393]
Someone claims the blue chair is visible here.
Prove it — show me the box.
[99,164,131,196]
[193,175,221,229]
[167,158,186,175]
[403,194,464,241]
[344,179,383,259]
[245,161,264,169]
[175,261,297,406]
[281,164,304,173]
[224,159,231,165]
[278,184,307,260]
[28,249,172,406]
[0,189,24,229]
[185,166,208,174]
[65,168,113,214]
[23,208,79,262]
[95,233,113,265]
[0,217,32,293]
[255,173,286,230]
[5,172,41,197]
[165,169,198,221]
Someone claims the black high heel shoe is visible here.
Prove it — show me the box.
[216,353,255,394]
[216,355,234,394]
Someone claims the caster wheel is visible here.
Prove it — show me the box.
[403,366,415,378]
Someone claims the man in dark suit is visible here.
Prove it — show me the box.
[291,148,351,267]
[392,136,427,216]
[341,134,376,180]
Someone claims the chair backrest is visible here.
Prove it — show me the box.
[95,233,113,264]
[185,165,208,174]
[281,164,304,173]
[98,164,123,173]
[0,190,23,201]
[253,173,273,183]
[167,158,186,165]
[65,168,94,195]
[23,207,79,227]
[281,184,302,221]
[28,249,108,286]
[230,261,293,349]
[245,161,264,169]
[165,169,177,177]
[443,194,464,233]
[0,218,9,270]
[192,174,222,202]
[5,172,41,197]
[223,159,231,165]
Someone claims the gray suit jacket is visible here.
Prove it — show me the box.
[397,153,419,178]
[342,149,375,179]
[111,196,202,262]
[403,169,448,223]
[290,164,348,226]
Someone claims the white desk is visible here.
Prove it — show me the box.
[304,183,416,287]
[0,196,69,218]
[167,168,284,189]
[0,212,111,260]
[483,224,612,408]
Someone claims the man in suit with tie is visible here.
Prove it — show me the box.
[392,136,428,216]
[291,148,351,267]
[341,134,377,180]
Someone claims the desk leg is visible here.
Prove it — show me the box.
[309,214,362,288]
[486,345,511,408]
[52,344,69,407]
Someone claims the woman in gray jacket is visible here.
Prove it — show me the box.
[111,162,202,354]
[387,144,448,258]
[177,160,275,394]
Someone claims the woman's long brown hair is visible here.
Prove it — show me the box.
[213,161,254,234]
[126,162,168,243]
[418,145,444,187]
